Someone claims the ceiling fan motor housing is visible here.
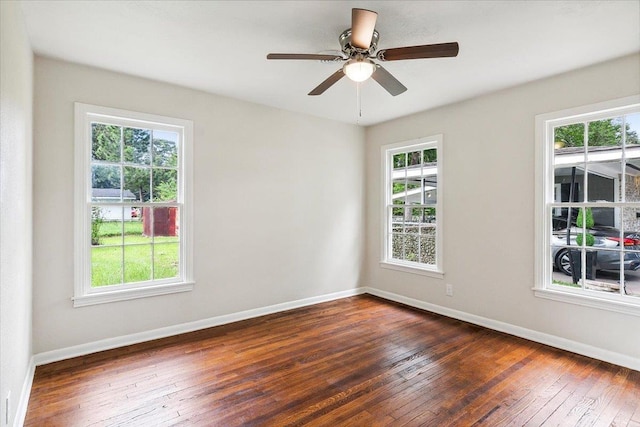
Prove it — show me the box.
[339,28,379,58]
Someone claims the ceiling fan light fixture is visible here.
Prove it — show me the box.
[343,58,376,82]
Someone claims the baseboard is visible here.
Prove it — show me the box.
[33,288,365,366]
[13,356,35,427]
[363,286,640,372]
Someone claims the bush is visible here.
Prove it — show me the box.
[91,207,104,245]
[576,207,595,246]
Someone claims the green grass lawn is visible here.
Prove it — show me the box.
[98,220,145,237]
[92,220,179,287]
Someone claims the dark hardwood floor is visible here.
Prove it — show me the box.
[25,295,640,426]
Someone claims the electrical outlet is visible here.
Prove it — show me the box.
[446,283,454,297]
[5,391,10,425]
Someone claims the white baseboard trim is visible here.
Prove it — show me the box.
[33,288,365,366]
[14,356,35,427]
[363,286,640,372]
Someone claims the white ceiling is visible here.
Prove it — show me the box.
[19,1,640,126]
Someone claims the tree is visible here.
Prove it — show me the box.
[555,118,639,147]
[91,124,179,202]
[92,124,120,161]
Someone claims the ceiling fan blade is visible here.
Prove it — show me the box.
[351,8,378,49]
[377,42,459,61]
[267,53,345,61]
[308,69,345,96]
[371,65,407,96]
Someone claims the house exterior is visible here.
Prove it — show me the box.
[554,144,640,231]
[91,188,137,221]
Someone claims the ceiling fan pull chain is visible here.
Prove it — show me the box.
[357,82,362,120]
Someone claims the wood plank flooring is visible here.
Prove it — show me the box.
[25,295,640,426]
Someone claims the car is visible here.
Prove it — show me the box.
[551,225,640,276]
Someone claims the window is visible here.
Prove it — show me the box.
[381,135,443,277]
[535,96,640,315]
[74,103,193,307]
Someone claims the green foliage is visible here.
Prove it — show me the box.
[91,207,104,245]
[91,124,178,202]
[123,127,151,164]
[575,207,595,246]
[91,123,120,161]
[423,149,437,163]
[97,220,144,237]
[555,118,639,148]
[576,207,594,228]
[393,149,437,169]
[91,165,120,189]
[576,233,595,246]
[155,180,177,201]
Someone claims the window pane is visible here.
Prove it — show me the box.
[123,207,145,245]
[392,206,405,230]
[552,246,578,288]
[154,243,179,280]
[587,118,622,147]
[622,207,640,233]
[406,180,421,204]
[90,206,121,246]
[94,207,124,246]
[625,113,640,146]
[420,234,436,265]
[91,246,122,287]
[150,207,179,240]
[421,207,437,226]
[123,127,151,165]
[423,149,437,164]
[392,179,406,205]
[404,232,419,262]
[623,249,640,297]
[152,169,177,202]
[124,244,152,283]
[587,161,619,202]
[91,165,121,201]
[393,153,406,169]
[92,123,121,162]
[423,176,437,205]
[625,159,640,205]
[554,123,584,149]
[153,131,178,167]
[391,233,404,260]
[124,166,150,202]
[554,166,583,205]
[407,151,421,167]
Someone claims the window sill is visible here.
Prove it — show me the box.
[73,281,194,307]
[380,261,444,279]
[533,287,640,317]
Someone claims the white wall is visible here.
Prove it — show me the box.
[0,1,34,425]
[33,57,364,354]
[364,54,640,361]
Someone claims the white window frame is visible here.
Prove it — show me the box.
[534,95,640,316]
[74,103,194,307]
[380,135,444,278]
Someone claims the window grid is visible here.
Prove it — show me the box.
[382,137,442,274]
[74,103,193,306]
[543,100,640,306]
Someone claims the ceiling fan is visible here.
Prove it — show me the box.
[266,8,459,96]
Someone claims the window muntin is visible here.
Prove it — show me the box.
[75,104,193,306]
[382,136,442,275]
[536,97,640,314]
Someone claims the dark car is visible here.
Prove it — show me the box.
[552,225,640,276]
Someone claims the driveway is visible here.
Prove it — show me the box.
[552,269,640,297]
